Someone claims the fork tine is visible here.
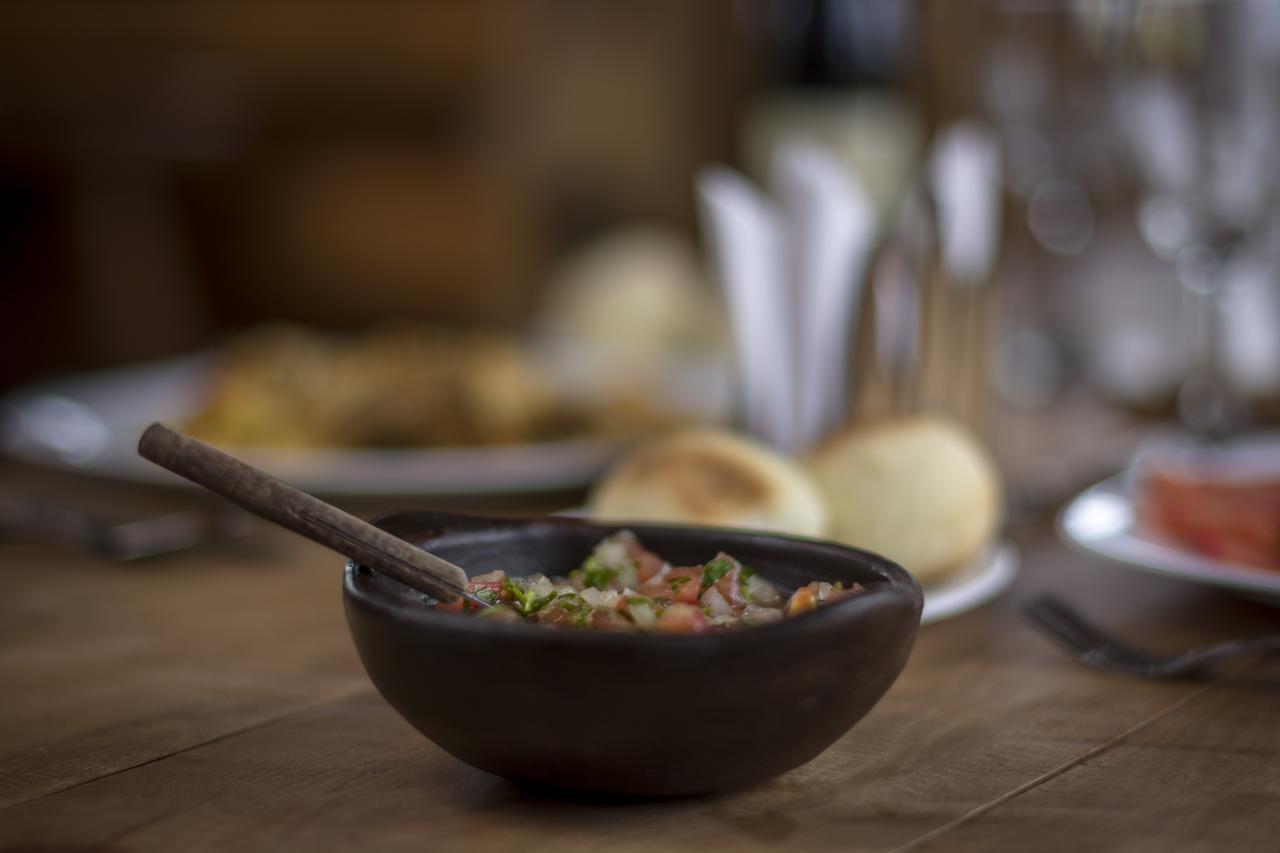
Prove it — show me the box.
[1031,595,1161,665]
[1023,595,1159,673]
[1025,595,1280,679]
[1023,596,1104,657]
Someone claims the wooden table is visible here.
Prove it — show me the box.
[1,472,1278,852]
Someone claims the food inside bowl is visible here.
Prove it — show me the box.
[437,530,863,632]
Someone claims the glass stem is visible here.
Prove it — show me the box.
[1176,247,1240,439]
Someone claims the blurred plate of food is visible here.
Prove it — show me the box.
[1,325,729,496]
[581,419,1018,624]
[1061,435,1280,607]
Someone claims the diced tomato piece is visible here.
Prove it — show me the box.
[468,580,507,603]
[640,566,701,603]
[533,605,577,628]
[786,584,817,616]
[589,609,634,631]
[714,566,747,609]
[654,602,709,634]
[624,536,669,582]
[824,583,864,606]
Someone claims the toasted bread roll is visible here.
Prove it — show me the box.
[807,418,1001,584]
[588,429,829,537]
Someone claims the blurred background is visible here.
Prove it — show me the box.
[1,0,1278,514]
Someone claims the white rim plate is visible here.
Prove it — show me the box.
[0,355,645,496]
[921,542,1020,625]
[1060,475,1280,607]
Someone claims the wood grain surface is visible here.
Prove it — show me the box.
[0,471,1277,851]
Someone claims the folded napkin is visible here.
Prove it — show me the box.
[697,143,876,454]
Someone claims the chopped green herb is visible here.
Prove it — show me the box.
[579,555,618,590]
[668,575,692,592]
[502,577,557,616]
[584,567,617,590]
[474,587,499,606]
[699,557,735,593]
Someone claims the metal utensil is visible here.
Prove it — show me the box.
[1024,593,1280,679]
[0,497,252,561]
[137,423,486,607]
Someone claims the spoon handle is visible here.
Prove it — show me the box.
[137,423,479,605]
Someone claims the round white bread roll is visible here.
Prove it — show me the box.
[587,429,829,537]
[806,417,1001,584]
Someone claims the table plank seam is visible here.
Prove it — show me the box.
[887,682,1215,853]
[0,685,373,814]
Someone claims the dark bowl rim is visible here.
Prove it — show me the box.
[344,513,924,649]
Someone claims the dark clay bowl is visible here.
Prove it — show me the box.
[343,510,922,797]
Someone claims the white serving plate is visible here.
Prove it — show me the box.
[0,354,725,497]
[1061,475,1280,608]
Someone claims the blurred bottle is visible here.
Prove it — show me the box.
[736,0,922,223]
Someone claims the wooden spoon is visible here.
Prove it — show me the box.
[137,423,486,607]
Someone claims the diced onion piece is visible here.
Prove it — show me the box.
[595,534,631,569]
[700,584,734,617]
[626,599,657,628]
[580,587,620,609]
[745,574,782,606]
[742,604,784,626]
[526,575,556,600]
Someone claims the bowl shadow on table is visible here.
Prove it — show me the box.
[395,759,813,846]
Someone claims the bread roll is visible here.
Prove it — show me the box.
[807,418,1001,584]
[588,430,829,537]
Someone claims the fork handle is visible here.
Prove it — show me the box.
[1186,635,1280,668]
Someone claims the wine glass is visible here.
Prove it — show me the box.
[1087,0,1280,437]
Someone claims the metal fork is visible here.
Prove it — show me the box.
[0,497,253,561]
[1024,594,1280,679]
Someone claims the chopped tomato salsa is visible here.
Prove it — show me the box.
[439,531,864,632]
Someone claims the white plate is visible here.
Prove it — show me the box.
[0,355,720,497]
[921,542,1020,625]
[1061,475,1280,607]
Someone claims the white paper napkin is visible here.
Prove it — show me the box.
[697,142,876,453]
